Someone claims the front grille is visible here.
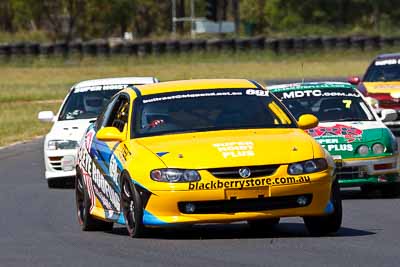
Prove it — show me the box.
[208,164,279,179]
[49,156,63,171]
[178,194,312,214]
[336,165,363,180]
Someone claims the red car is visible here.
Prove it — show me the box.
[348,53,399,134]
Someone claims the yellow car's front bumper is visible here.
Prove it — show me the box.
[142,171,333,226]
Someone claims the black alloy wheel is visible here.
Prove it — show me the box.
[303,179,342,236]
[121,175,146,238]
[75,170,113,231]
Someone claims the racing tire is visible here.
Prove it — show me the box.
[380,182,400,198]
[247,218,280,232]
[360,184,376,195]
[303,179,342,236]
[75,170,113,231]
[121,174,146,238]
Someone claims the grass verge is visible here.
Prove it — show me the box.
[0,47,397,146]
[0,101,60,147]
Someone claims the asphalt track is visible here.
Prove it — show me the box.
[1,138,400,267]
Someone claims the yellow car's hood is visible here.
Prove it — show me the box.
[364,81,400,96]
[136,129,315,169]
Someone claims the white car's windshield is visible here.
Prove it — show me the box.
[133,88,296,137]
[364,59,400,82]
[59,85,129,120]
[273,87,375,122]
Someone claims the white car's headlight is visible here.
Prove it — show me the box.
[48,140,79,150]
[288,159,328,175]
[150,169,201,182]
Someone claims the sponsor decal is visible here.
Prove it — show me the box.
[188,175,311,190]
[85,129,95,153]
[109,154,119,185]
[371,85,400,90]
[374,59,400,66]
[156,152,169,157]
[74,84,130,93]
[270,82,350,92]
[213,141,255,158]
[322,144,353,152]
[245,89,268,97]
[307,124,363,143]
[78,145,120,211]
[121,144,131,161]
[281,90,359,99]
[317,138,354,152]
[143,91,243,104]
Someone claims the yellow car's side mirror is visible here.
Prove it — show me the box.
[297,114,319,130]
[96,127,125,142]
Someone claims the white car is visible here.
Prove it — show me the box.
[38,77,159,188]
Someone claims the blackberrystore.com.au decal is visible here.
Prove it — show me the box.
[188,175,311,190]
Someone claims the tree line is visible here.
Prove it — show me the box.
[1,0,400,43]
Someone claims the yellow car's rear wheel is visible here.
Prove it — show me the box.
[75,169,113,231]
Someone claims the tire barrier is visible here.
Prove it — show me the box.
[152,41,166,54]
[336,36,351,49]
[137,41,152,56]
[40,43,54,56]
[235,38,251,51]
[26,42,40,55]
[207,39,223,51]
[54,42,69,55]
[277,38,294,53]
[179,40,193,53]
[165,40,180,53]
[265,38,279,53]
[69,42,83,54]
[192,39,207,51]
[1,35,399,58]
[220,38,235,51]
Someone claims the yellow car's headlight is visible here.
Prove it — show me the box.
[150,169,201,182]
[288,159,328,175]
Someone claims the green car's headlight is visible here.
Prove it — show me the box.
[356,145,369,156]
[372,143,385,154]
[48,140,79,150]
[288,159,328,175]
[150,169,201,182]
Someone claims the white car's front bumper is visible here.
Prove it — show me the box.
[44,148,78,180]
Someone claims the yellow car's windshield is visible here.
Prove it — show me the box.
[133,88,296,137]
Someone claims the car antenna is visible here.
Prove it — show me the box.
[301,62,305,83]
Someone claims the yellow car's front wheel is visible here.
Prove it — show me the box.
[121,173,146,238]
[303,179,342,236]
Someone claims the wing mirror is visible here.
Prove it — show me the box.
[297,114,319,130]
[380,109,397,122]
[96,127,125,142]
[38,111,55,122]
[348,76,361,85]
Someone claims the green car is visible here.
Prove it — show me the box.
[270,82,400,195]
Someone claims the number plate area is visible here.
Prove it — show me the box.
[225,186,270,200]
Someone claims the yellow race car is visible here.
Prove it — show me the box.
[75,79,341,237]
